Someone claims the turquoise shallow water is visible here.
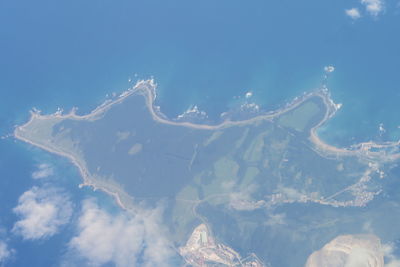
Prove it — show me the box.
[1,0,399,143]
[0,0,400,265]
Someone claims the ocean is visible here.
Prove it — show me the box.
[1,0,399,265]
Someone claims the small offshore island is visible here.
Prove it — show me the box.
[14,80,400,266]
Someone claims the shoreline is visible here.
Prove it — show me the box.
[13,129,133,211]
[19,79,331,132]
[13,79,400,210]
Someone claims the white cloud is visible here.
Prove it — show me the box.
[245,91,253,99]
[305,235,384,267]
[361,0,384,16]
[346,8,362,19]
[12,186,72,240]
[265,213,287,227]
[324,65,335,73]
[68,199,175,267]
[32,163,54,179]
[0,240,12,265]
[382,243,400,267]
[345,247,376,267]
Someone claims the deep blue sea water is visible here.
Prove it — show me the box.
[1,0,400,265]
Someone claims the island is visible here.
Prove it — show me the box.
[14,79,400,266]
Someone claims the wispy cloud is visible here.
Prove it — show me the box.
[382,243,400,267]
[265,213,287,227]
[361,0,384,16]
[67,199,175,267]
[12,186,72,240]
[0,240,13,265]
[32,163,54,179]
[345,0,385,20]
[346,8,362,19]
[229,185,266,211]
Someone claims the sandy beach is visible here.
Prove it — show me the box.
[14,79,400,210]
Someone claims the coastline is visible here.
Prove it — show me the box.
[133,79,400,163]
[13,127,134,211]
[13,79,400,210]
